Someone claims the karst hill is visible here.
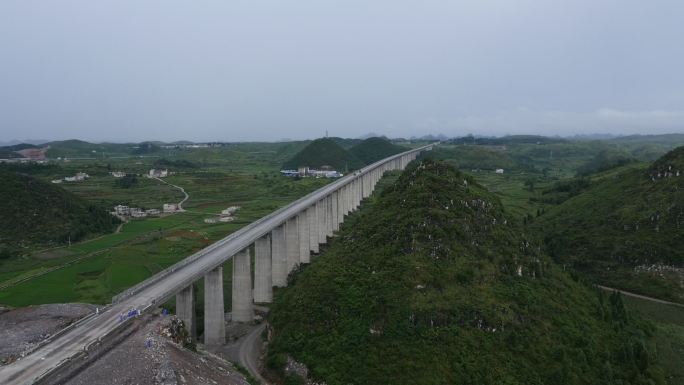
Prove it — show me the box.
[268,159,662,385]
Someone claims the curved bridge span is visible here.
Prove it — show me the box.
[0,144,433,385]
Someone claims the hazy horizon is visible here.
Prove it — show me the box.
[2,1,683,142]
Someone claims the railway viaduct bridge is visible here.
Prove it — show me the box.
[0,143,433,385]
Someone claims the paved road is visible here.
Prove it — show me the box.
[0,145,431,385]
[238,323,268,384]
[153,177,190,211]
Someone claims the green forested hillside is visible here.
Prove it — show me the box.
[0,170,119,250]
[535,147,684,302]
[0,143,38,158]
[282,138,364,171]
[348,137,405,164]
[269,160,662,385]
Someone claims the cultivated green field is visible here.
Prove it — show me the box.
[0,141,334,308]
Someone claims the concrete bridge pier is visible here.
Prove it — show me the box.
[331,191,339,232]
[326,195,334,237]
[204,266,225,346]
[176,284,196,341]
[298,212,310,264]
[337,185,347,219]
[285,217,299,273]
[232,248,254,323]
[344,184,350,213]
[317,199,326,244]
[271,225,287,287]
[307,205,319,254]
[253,234,272,303]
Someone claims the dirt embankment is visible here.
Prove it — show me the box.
[0,303,95,365]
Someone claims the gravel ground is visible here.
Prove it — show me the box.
[0,303,95,365]
[65,313,250,385]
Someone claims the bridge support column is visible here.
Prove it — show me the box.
[317,199,326,244]
[271,225,287,287]
[326,195,333,237]
[307,206,319,253]
[331,191,339,231]
[232,248,254,323]
[286,217,299,272]
[340,185,347,217]
[254,234,272,303]
[176,284,196,341]
[298,212,310,264]
[204,266,225,346]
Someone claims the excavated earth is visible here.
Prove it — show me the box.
[64,313,250,385]
[0,303,95,365]
[1,304,250,385]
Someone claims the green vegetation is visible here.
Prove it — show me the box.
[348,137,405,164]
[269,160,662,385]
[0,140,330,307]
[113,174,138,188]
[623,296,684,385]
[534,147,684,302]
[282,138,364,171]
[153,158,198,169]
[0,170,119,249]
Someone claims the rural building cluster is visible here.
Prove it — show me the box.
[204,206,240,224]
[51,172,90,184]
[112,202,180,219]
[280,166,343,178]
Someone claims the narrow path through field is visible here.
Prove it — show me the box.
[153,177,189,211]
[597,285,684,308]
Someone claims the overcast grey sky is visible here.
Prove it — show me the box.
[1,0,683,142]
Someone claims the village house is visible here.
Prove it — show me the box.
[163,203,178,213]
[129,208,147,218]
[148,169,169,178]
[114,205,130,216]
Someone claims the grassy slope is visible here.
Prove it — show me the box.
[282,138,364,171]
[269,160,662,385]
[535,147,684,303]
